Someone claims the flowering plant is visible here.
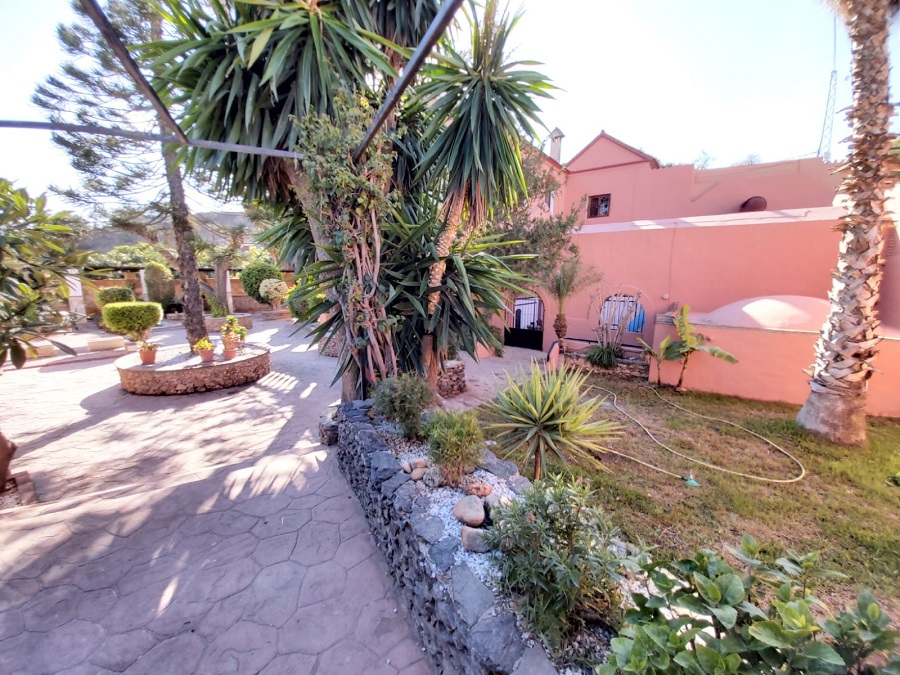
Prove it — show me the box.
[259,278,289,308]
[193,338,213,352]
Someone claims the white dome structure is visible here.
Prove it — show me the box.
[693,295,830,331]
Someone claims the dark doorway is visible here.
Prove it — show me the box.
[504,296,545,350]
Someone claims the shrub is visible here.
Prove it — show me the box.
[586,343,620,369]
[424,410,483,487]
[487,361,621,480]
[486,475,633,649]
[143,262,174,305]
[102,302,162,340]
[598,536,900,674]
[372,372,434,438]
[286,285,307,320]
[259,278,289,307]
[239,262,283,305]
[96,286,135,308]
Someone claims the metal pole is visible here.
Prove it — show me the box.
[352,0,465,163]
[0,120,304,161]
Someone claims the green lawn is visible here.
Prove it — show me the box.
[478,371,900,615]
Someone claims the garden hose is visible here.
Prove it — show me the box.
[587,385,807,485]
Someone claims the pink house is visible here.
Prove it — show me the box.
[507,130,900,417]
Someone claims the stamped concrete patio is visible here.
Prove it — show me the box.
[0,320,436,674]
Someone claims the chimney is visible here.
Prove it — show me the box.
[549,127,564,163]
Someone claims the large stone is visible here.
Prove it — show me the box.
[508,474,532,495]
[469,611,525,672]
[460,526,492,553]
[478,450,519,479]
[452,496,485,527]
[380,471,411,496]
[512,645,558,675]
[319,414,339,445]
[368,451,401,485]
[410,467,427,481]
[428,538,459,573]
[410,511,444,544]
[450,565,494,626]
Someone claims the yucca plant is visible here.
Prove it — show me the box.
[487,361,621,480]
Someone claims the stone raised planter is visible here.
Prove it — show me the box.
[438,360,466,398]
[204,313,253,332]
[334,402,556,675]
[115,344,270,395]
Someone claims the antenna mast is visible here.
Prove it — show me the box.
[817,17,838,161]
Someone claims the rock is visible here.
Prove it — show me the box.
[368,452,401,485]
[462,465,476,475]
[410,459,428,470]
[401,460,412,474]
[484,492,510,517]
[429,538,459,573]
[469,611,524,672]
[452,496,485,527]
[437,360,466,398]
[512,645,557,675]
[410,511,444,544]
[478,449,519,479]
[463,482,492,498]
[450,565,494,626]
[410,467,427,481]
[421,467,444,489]
[393,482,418,513]
[380,471,411,496]
[318,414,339,445]
[508,474,532,495]
[460,526,491,553]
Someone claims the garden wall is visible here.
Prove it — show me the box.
[333,402,555,675]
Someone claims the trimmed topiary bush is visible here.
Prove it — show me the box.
[143,261,174,305]
[372,372,434,438]
[97,286,135,308]
[239,262,283,305]
[102,302,162,340]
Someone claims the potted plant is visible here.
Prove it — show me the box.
[194,337,215,363]
[220,316,248,360]
[138,341,158,365]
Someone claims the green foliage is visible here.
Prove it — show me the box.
[586,344,621,370]
[143,261,174,305]
[486,475,634,651]
[670,305,737,389]
[239,261,282,305]
[423,410,483,487]
[138,341,157,352]
[490,325,505,356]
[487,362,621,480]
[204,292,227,318]
[637,335,682,387]
[101,302,162,340]
[372,373,434,438]
[193,337,213,352]
[86,243,168,269]
[220,315,247,344]
[0,179,87,367]
[96,286,135,308]
[597,535,899,675]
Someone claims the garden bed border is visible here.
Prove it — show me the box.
[332,401,556,675]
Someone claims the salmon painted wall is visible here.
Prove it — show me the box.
[650,323,900,418]
[544,215,844,352]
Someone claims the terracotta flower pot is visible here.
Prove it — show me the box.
[139,350,157,365]
[222,337,241,351]
[222,347,237,361]
[198,349,215,363]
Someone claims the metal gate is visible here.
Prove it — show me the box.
[504,297,545,351]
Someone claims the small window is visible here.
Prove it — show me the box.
[588,194,611,218]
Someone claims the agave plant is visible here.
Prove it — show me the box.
[487,361,621,480]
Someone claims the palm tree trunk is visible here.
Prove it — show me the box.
[421,197,466,388]
[797,0,896,445]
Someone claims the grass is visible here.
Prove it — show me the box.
[478,371,900,615]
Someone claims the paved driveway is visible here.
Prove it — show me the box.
[0,320,429,674]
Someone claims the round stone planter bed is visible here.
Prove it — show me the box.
[115,344,270,396]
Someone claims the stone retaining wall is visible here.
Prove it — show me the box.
[115,346,270,395]
[333,402,556,675]
[438,360,466,398]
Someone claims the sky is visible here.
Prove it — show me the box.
[1,0,899,217]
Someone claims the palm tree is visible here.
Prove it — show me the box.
[797,0,898,445]
[545,257,601,347]
[410,0,553,385]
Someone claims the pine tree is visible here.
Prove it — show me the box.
[33,0,207,345]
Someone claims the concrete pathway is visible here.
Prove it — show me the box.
[0,320,429,674]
